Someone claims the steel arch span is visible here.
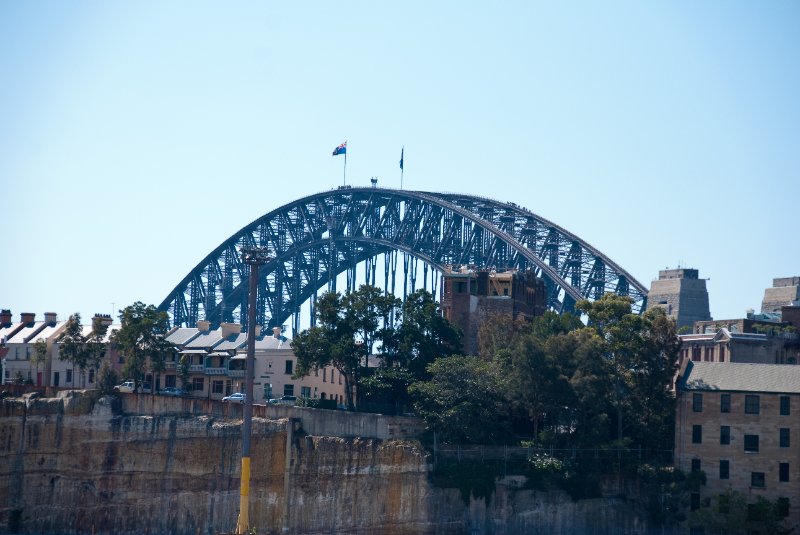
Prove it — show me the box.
[158,187,649,332]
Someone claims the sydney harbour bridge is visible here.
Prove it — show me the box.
[158,187,648,333]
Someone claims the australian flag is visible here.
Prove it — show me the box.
[332,142,347,156]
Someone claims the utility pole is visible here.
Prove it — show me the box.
[235,246,270,535]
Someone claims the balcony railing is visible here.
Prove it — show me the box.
[228,370,245,378]
[165,362,177,370]
[205,367,226,375]
[188,364,204,373]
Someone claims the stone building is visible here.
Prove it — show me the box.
[675,361,800,525]
[646,268,711,331]
[677,308,800,367]
[762,277,800,314]
[440,267,547,355]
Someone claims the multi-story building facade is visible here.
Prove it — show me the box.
[1,310,120,388]
[440,267,547,355]
[164,322,346,404]
[675,361,800,524]
[678,308,800,367]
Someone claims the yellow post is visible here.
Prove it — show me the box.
[237,456,251,534]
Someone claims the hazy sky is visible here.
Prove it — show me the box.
[1,1,798,326]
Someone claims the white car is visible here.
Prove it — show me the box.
[222,393,245,403]
[114,381,136,393]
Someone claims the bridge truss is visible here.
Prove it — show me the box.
[159,188,648,332]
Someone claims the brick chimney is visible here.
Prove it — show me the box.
[220,322,242,338]
[20,312,35,325]
[196,320,211,333]
[0,309,11,326]
[44,312,57,325]
[93,313,113,327]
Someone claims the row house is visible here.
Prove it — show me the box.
[1,310,119,389]
[163,321,346,404]
[675,361,800,526]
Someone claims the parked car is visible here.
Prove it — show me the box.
[114,381,136,393]
[222,393,245,403]
[268,395,297,406]
[159,387,187,397]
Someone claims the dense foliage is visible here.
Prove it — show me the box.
[291,285,461,411]
[111,302,173,391]
[57,313,109,387]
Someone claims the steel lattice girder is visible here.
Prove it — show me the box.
[159,188,649,329]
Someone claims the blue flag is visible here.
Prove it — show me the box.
[332,142,347,156]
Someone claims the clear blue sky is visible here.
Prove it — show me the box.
[2,1,798,325]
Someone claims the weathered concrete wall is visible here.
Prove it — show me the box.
[119,395,426,440]
[1,392,666,535]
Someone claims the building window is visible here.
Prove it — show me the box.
[300,386,311,398]
[720,426,730,445]
[691,458,701,473]
[745,394,760,414]
[285,360,293,375]
[283,384,294,397]
[192,377,204,392]
[264,383,273,400]
[744,434,759,453]
[693,393,703,412]
[719,345,725,362]
[751,472,765,488]
[323,368,327,382]
[780,428,790,448]
[719,460,729,480]
[692,425,702,444]
[780,462,789,482]
[212,380,224,394]
[720,393,731,413]
[88,369,95,384]
[66,369,73,383]
[690,492,700,511]
[780,395,790,416]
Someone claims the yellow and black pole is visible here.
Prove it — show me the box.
[237,247,270,535]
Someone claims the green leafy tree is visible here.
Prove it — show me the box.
[31,338,48,385]
[57,313,89,387]
[111,302,172,392]
[409,355,510,444]
[576,294,680,449]
[178,354,191,390]
[292,291,362,409]
[390,290,462,377]
[97,362,120,395]
[85,316,110,386]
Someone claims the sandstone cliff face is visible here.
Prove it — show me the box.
[0,392,657,535]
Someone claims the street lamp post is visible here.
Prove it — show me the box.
[236,247,271,535]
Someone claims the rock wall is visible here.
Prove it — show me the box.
[0,392,664,535]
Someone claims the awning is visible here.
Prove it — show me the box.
[179,349,208,354]
[230,355,247,360]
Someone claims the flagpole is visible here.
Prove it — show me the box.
[343,150,347,186]
[400,146,404,190]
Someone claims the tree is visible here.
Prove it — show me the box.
[292,291,363,409]
[57,313,89,387]
[84,316,110,387]
[31,338,48,386]
[576,294,680,449]
[409,355,510,444]
[111,302,172,393]
[390,289,462,377]
[97,362,119,395]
